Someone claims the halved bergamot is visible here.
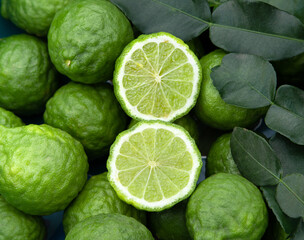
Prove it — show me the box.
[113,32,202,122]
[107,121,202,211]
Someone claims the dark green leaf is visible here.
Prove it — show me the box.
[292,220,304,240]
[211,53,276,108]
[261,186,299,234]
[276,174,304,218]
[230,127,282,186]
[210,0,304,60]
[270,134,304,176]
[265,85,304,145]
[251,0,304,24]
[110,0,211,41]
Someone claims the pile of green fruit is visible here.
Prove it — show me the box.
[0,0,303,239]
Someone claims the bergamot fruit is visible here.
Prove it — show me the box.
[0,124,88,215]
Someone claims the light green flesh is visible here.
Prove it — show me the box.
[123,42,194,118]
[116,128,193,202]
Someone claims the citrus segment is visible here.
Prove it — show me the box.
[114,32,202,121]
[107,121,202,211]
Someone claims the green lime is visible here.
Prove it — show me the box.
[63,172,146,234]
[1,0,70,36]
[107,121,202,211]
[44,82,127,159]
[129,114,199,144]
[0,34,58,116]
[0,124,88,215]
[0,107,24,128]
[0,196,46,240]
[186,173,268,240]
[113,32,202,122]
[195,49,265,130]
[148,200,191,240]
[48,0,134,84]
[207,133,240,176]
[65,213,154,240]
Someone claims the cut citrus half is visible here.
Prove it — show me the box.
[107,121,202,211]
[113,32,202,122]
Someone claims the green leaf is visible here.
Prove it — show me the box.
[265,85,304,145]
[250,0,304,24]
[110,0,211,41]
[261,186,299,234]
[211,53,276,108]
[292,220,304,240]
[276,174,304,218]
[230,127,282,186]
[210,0,304,60]
[270,134,304,176]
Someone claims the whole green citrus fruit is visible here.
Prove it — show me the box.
[65,213,154,240]
[0,34,57,116]
[0,107,24,128]
[207,133,240,176]
[195,50,265,130]
[0,124,88,215]
[1,0,70,36]
[63,172,146,234]
[148,200,191,240]
[48,0,134,84]
[0,196,46,240]
[186,173,268,240]
[44,82,127,159]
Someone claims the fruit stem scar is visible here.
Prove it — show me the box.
[65,60,71,67]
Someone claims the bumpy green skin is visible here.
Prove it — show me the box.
[148,200,191,240]
[207,133,240,176]
[65,214,154,240]
[1,0,70,36]
[195,50,265,130]
[186,173,268,240]
[63,172,146,234]
[0,196,46,240]
[44,82,127,159]
[0,34,57,116]
[48,0,134,84]
[129,115,199,144]
[0,107,24,128]
[0,124,89,215]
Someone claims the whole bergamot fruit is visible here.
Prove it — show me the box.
[0,124,88,215]
[148,200,191,240]
[44,82,127,159]
[195,49,265,130]
[0,34,57,116]
[186,173,268,240]
[207,133,240,176]
[0,107,24,128]
[48,0,134,84]
[63,172,146,234]
[1,0,70,36]
[65,214,154,240]
[0,196,46,240]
